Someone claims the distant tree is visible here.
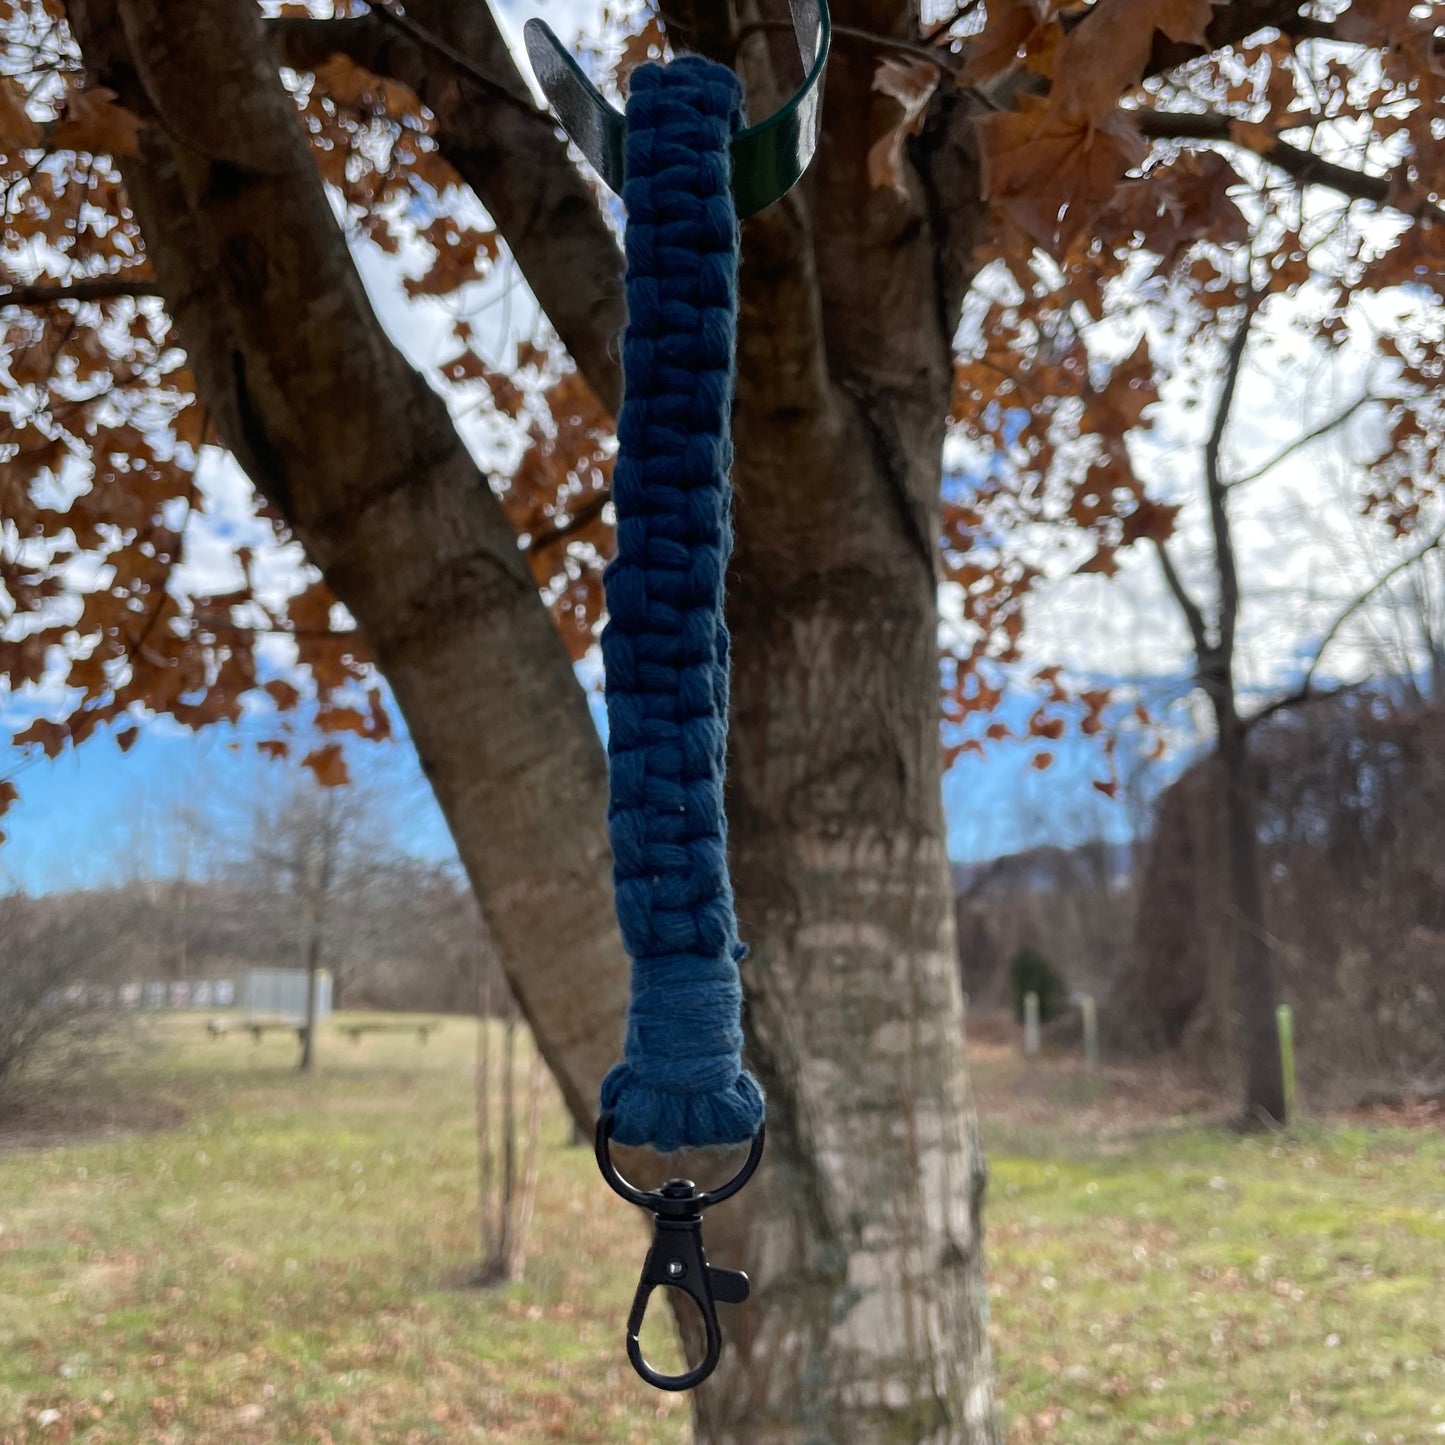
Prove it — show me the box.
[236,770,399,1069]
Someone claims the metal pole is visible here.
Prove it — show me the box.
[1081,994,1099,1073]
[1023,991,1040,1058]
[1276,1004,1297,1122]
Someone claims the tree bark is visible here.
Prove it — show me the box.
[70,0,1000,1436]
[1212,704,1285,1124]
[299,900,320,1075]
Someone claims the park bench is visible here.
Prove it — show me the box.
[339,1019,440,1045]
[226,1016,309,1044]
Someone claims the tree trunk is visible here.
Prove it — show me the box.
[299,899,320,1074]
[477,973,496,1274]
[683,29,997,1441]
[1214,706,1286,1123]
[705,575,995,1443]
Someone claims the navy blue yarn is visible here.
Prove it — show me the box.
[598,56,764,1153]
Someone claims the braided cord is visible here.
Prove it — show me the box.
[598,56,765,1153]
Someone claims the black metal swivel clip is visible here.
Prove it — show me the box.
[595,1113,766,1391]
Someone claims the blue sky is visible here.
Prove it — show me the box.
[0,670,1196,894]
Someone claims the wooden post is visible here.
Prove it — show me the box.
[1276,1004,1297,1122]
[1081,994,1099,1073]
[1023,991,1040,1058]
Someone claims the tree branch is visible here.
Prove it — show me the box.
[1244,679,1356,730]
[1229,392,1377,489]
[268,8,626,415]
[1254,521,1445,723]
[1141,0,1331,78]
[521,488,611,553]
[1153,537,1211,660]
[363,0,539,119]
[1136,109,1436,217]
[0,277,163,307]
[1207,296,1255,663]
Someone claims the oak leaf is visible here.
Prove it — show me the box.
[1076,545,1121,576]
[977,97,1146,255]
[1051,0,1221,122]
[963,0,1053,83]
[53,85,144,157]
[302,743,350,788]
[317,705,369,736]
[1228,120,1277,154]
[14,717,69,758]
[0,76,41,149]
[313,55,385,109]
[868,57,941,197]
[264,679,302,711]
[617,15,667,88]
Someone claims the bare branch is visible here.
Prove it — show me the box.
[1136,109,1442,219]
[0,278,163,307]
[1153,536,1211,659]
[1294,522,1445,705]
[521,489,611,554]
[362,0,538,120]
[1230,393,1378,489]
[1207,296,1255,661]
[1140,0,1334,78]
[268,10,626,414]
[1245,679,1357,730]
[735,18,957,72]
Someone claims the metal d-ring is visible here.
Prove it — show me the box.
[523,0,830,218]
[594,1113,765,1390]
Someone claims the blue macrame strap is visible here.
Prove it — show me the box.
[598,56,765,1154]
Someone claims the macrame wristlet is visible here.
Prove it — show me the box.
[597,57,765,1155]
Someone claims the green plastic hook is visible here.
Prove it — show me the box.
[523,0,831,218]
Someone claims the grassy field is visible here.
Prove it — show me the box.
[0,1016,1441,1444]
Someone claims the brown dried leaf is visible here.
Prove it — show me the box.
[264,678,302,710]
[53,85,144,157]
[1228,119,1277,154]
[14,717,69,758]
[978,98,1147,255]
[1053,0,1221,121]
[867,57,941,197]
[0,76,41,149]
[302,742,350,788]
[963,0,1052,83]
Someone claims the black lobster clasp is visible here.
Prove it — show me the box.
[596,1114,765,1391]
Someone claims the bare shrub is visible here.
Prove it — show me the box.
[1123,695,1445,1104]
[0,894,109,1115]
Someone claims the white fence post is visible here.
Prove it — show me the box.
[1081,994,1099,1073]
[1023,991,1040,1058]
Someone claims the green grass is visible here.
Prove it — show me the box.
[988,1126,1445,1443]
[0,1017,1441,1443]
